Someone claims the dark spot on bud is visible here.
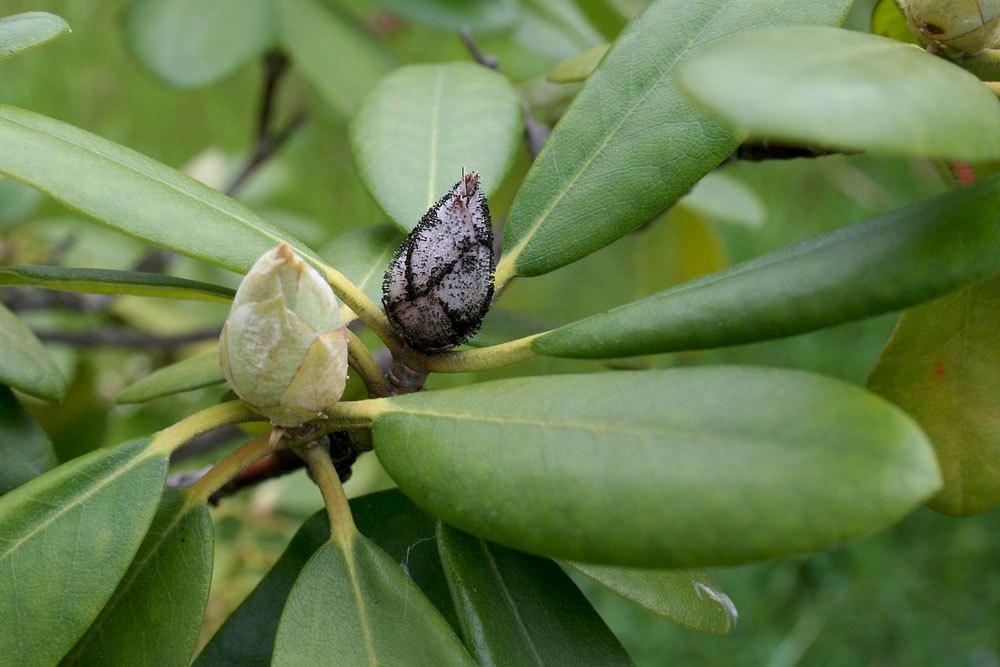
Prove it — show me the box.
[383,170,495,353]
[920,20,945,35]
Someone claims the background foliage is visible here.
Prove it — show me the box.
[0,1,997,665]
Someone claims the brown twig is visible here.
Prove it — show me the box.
[34,326,220,349]
[169,425,246,463]
[106,49,307,283]
[728,141,848,162]
[459,27,549,159]
[224,50,308,197]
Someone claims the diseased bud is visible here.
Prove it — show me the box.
[382,170,495,353]
[220,243,348,427]
[900,0,1000,54]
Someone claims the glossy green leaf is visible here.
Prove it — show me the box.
[869,275,1000,517]
[374,367,941,567]
[370,0,519,33]
[350,63,522,231]
[278,0,394,116]
[0,385,56,494]
[678,26,1000,161]
[0,437,167,665]
[565,562,738,635]
[533,174,1000,360]
[0,11,70,61]
[197,489,457,666]
[678,171,765,227]
[0,105,322,275]
[320,223,404,308]
[0,265,235,302]
[437,522,631,664]
[871,0,920,44]
[117,350,224,404]
[63,492,213,666]
[498,0,853,279]
[546,43,609,82]
[123,0,274,87]
[0,301,65,401]
[272,533,472,665]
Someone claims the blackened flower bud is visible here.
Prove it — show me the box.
[382,170,495,353]
[220,243,349,427]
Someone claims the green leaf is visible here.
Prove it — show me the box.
[117,350,224,404]
[0,105,322,275]
[871,0,920,44]
[0,265,235,302]
[565,562,738,635]
[278,0,394,116]
[197,489,458,666]
[63,492,213,666]
[374,367,941,567]
[0,385,57,494]
[272,534,472,665]
[436,522,631,664]
[123,0,274,88]
[0,301,65,401]
[678,26,1000,161]
[546,43,609,83]
[0,11,70,61]
[868,275,1000,517]
[533,175,1000,360]
[498,0,853,280]
[350,63,523,231]
[678,171,765,227]
[0,437,167,665]
[320,223,404,308]
[369,0,519,33]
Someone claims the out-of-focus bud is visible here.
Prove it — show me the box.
[220,243,348,427]
[382,169,495,353]
[900,0,1000,54]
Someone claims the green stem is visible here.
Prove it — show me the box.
[320,262,399,353]
[183,431,276,510]
[148,400,262,456]
[492,254,518,294]
[298,443,356,548]
[419,333,542,373]
[346,329,390,398]
[320,397,386,429]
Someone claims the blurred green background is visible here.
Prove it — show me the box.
[1,1,997,665]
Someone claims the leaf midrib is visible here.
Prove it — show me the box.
[388,405,787,451]
[479,539,544,665]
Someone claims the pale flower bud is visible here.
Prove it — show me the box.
[900,0,1000,54]
[220,243,348,427]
